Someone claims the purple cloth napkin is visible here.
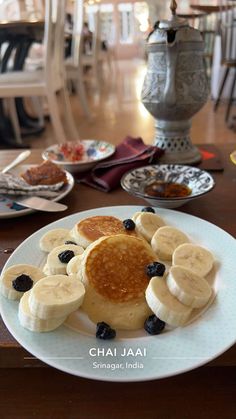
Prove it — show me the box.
[78,136,164,192]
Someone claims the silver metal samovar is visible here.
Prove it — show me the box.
[141,0,209,164]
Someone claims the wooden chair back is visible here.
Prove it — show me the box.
[70,0,84,68]
[92,10,102,60]
[44,0,66,85]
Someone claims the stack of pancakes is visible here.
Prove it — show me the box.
[72,216,156,330]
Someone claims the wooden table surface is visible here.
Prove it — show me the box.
[190,4,235,14]
[0,146,236,418]
[177,11,207,19]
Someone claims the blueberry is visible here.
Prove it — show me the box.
[64,240,77,245]
[123,219,136,231]
[96,322,116,340]
[12,274,33,292]
[141,207,155,213]
[144,315,165,335]
[58,250,75,263]
[146,262,166,278]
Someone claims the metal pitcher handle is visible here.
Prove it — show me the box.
[163,42,178,106]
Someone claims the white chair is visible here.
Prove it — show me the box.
[81,10,113,90]
[65,0,91,118]
[0,0,79,145]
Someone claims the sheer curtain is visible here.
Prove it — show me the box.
[145,0,173,26]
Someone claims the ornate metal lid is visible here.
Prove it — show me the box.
[147,0,202,44]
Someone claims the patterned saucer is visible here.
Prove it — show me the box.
[121,164,215,208]
[42,140,115,173]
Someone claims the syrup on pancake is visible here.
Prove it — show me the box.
[85,235,155,303]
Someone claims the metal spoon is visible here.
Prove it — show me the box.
[1,150,31,174]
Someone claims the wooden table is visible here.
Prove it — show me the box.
[177,11,206,19]
[191,5,221,13]
[190,4,235,14]
[0,146,236,418]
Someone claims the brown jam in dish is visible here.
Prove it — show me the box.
[144,181,191,198]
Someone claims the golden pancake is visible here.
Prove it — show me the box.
[83,235,156,303]
[81,283,152,330]
[71,215,136,248]
[80,235,157,329]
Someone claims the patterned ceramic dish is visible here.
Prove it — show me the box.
[121,164,215,209]
[42,140,115,173]
[0,165,74,219]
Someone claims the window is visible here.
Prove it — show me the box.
[85,4,115,45]
[118,3,133,44]
[100,4,115,45]
[134,2,149,33]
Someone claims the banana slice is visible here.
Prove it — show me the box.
[39,229,72,252]
[0,264,44,300]
[131,211,149,240]
[173,243,214,277]
[66,254,83,277]
[69,227,84,246]
[46,244,84,275]
[43,264,51,276]
[132,211,143,222]
[135,212,165,242]
[19,290,66,332]
[151,226,189,261]
[145,276,192,327]
[29,274,85,319]
[167,266,212,308]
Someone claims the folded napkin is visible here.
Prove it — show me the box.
[0,173,64,198]
[78,136,164,192]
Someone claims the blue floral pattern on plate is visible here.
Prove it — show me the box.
[43,140,115,164]
[0,195,24,213]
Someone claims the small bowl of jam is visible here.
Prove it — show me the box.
[121,164,215,208]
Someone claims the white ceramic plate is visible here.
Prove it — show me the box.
[0,165,74,219]
[0,206,236,382]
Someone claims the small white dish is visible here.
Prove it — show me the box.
[42,140,116,173]
[121,164,215,209]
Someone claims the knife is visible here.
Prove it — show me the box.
[15,196,68,212]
